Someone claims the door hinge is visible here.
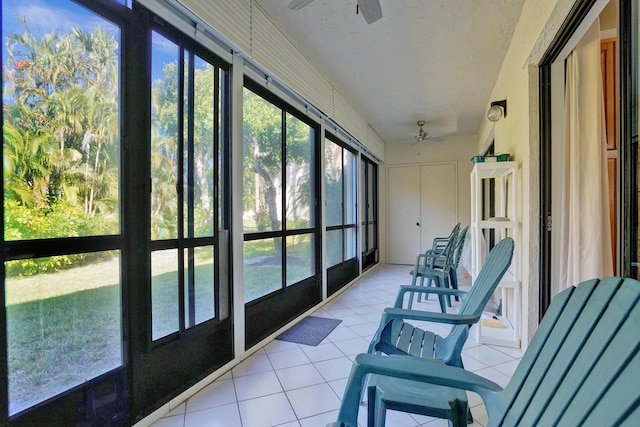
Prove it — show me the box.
[547,215,552,232]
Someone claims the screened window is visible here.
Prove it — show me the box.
[242,86,317,303]
[150,30,224,340]
[2,0,122,415]
[325,137,358,268]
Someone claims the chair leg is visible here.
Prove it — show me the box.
[444,277,452,308]
[449,398,469,427]
[466,406,474,425]
[435,277,447,313]
[417,275,427,303]
[408,267,420,309]
[367,386,387,427]
[450,268,460,302]
[367,386,376,427]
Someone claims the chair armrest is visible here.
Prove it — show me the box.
[358,354,503,394]
[329,354,503,427]
[394,285,468,307]
[411,252,445,268]
[409,265,446,277]
[432,237,449,248]
[382,307,479,326]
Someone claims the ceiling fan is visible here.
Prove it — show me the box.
[407,114,457,144]
[287,0,383,24]
[412,120,430,144]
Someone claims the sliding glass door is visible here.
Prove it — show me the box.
[242,82,321,348]
[133,11,233,415]
[361,155,379,270]
[1,1,233,424]
[2,0,127,423]
[621,0,639,279]
[325,135,359,294]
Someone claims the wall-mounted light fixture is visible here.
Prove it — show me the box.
[487,99,507,122]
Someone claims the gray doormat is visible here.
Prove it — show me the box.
[276,316,342,346]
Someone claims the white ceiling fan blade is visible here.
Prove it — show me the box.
[288,0,315,11]
[358,0,382,24]
[425,114,458,137]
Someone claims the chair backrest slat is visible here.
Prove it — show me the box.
[540,279,636,425]
[518,277,625,426]
[484,284,576,427]
[434,237,513,363]
[431,223,460,253]
[616,400,640,427]
[458,237,513,317]
[491,277,640,427]
[451,225,468,270]
[554,281,640,426]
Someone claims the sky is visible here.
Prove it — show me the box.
[2,0,120,38]
[1,0,179,101]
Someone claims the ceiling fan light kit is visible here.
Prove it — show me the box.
[412,120,430,144]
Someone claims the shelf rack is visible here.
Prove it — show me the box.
[470,161,520,348]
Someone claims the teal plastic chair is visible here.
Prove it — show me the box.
[448,225,469,297]
[429,222,460,255]
[408,225,466,311]
[329,276,640,427]
[369,237,514,369]
[358,237,513,422]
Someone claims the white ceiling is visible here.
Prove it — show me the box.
[254,0,526,145]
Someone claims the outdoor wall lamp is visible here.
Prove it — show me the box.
[487,99,507,122]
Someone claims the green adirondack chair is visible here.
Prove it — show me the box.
[329,276,640,427]
[357,237,513,420]
[370,237,514,369]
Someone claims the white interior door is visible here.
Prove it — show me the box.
[420,163,458,252]
[387,166,421,264]
[387,163,458,264]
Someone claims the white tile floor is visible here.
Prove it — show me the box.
[150,264,523,427]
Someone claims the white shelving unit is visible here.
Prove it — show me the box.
[470,161,520,348]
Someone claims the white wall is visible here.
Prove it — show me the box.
[379,134,478,264]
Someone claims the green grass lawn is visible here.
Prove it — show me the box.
[7,281,121,415]
[6,238,313,414]
[5,251,216,415]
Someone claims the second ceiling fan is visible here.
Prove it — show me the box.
[287,0,383,24]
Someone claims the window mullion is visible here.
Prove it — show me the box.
[281,110,287,290]
[341,148,346,261]
[213,67,221,316]
[177,47,186,333]
[186,51,197,328]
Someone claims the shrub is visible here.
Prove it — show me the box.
[4,200,117,276]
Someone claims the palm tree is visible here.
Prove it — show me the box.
[4,19,120,234]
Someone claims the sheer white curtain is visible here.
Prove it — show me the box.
[559,18,613,289]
